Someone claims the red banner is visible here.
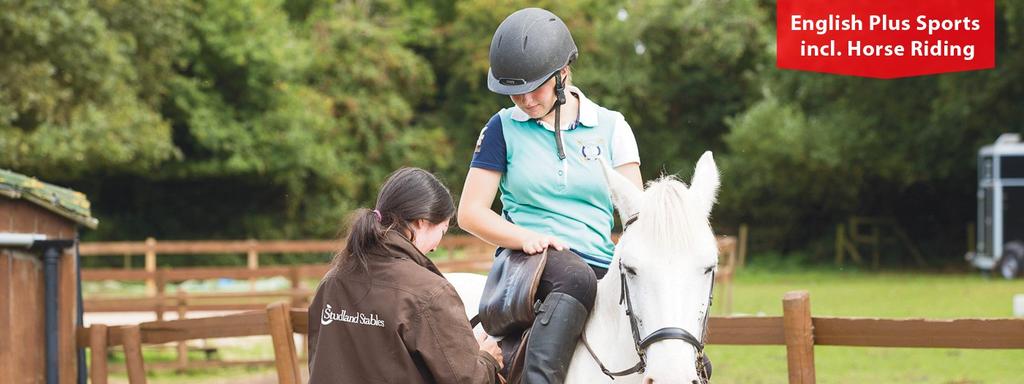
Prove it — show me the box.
[776,0,995,78]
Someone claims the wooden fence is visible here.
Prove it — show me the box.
[77,291,1024,383]
[80,235,741,316]
[79,234,742,290]
[79,309,276,381]
[79,235,495,294]
[78,236,492,372]
[81,263,487,316]
[79,235,739,372]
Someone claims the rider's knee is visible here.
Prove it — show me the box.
[543,249,598,311]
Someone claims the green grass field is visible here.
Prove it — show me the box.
[708,266,1024,384]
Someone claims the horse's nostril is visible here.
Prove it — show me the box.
[642,378,654,384]
[691,381,699,384]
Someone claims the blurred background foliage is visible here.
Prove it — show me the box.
[2,0,1022,267]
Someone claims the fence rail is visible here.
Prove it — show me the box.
[811,317,1024,348]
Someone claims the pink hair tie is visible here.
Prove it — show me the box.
[371,209,382,222]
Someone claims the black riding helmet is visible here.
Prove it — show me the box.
[487,8,578,95]
[488,8,578,159]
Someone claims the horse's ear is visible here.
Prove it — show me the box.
[690,151,720,217]
[597,157,643,223]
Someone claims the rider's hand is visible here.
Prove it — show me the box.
[521,234,566,254]
[476,332,503,368]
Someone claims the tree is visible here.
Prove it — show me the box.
[0,0,182,177]
[721,0,1024,259]
[2,0,453,251]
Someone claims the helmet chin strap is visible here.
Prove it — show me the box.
[545,72,567,160]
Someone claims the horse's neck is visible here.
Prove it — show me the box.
[567,268,642,383]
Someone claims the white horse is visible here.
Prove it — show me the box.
[448,151,721,384]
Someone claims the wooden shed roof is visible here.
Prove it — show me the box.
[0,169,98,229]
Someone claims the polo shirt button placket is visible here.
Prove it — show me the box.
[557,158,568,189]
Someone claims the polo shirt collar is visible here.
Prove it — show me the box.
[509,85,599,130]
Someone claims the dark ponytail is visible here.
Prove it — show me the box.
[334,168,454,271]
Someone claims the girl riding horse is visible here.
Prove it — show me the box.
[458,7,643,384]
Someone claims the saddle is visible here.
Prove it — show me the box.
[478,248,549,383]
[478,248,548,335]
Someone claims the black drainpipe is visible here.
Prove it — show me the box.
[31,239,75,384]
[77,236,87,384]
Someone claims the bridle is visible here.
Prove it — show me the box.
[581,214,714,382]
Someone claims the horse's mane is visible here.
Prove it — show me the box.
[638,175,709,253]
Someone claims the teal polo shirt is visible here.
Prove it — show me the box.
[470,88,640,269]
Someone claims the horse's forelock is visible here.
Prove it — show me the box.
[638,175,708,253]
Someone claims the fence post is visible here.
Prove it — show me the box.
[738,223,748,268]
[967,222,975,253]
[89,324,109,384]
[247,239,259,290]
[176,288,189,372]
[267,302,301,384]
[290,265,309,357]
[122,325,148,384]
[145,237,157,295]
[871,224,881,270]
[835,225,845,266]
[289,266,302,307]
[783,290,815,384]
[154,269,166,321]
[724,270,734,315]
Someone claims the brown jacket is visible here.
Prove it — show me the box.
[308,231,500,383]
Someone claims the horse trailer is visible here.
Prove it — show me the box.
[967,133,1024,279]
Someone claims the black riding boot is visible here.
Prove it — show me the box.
[522,292,588,384]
